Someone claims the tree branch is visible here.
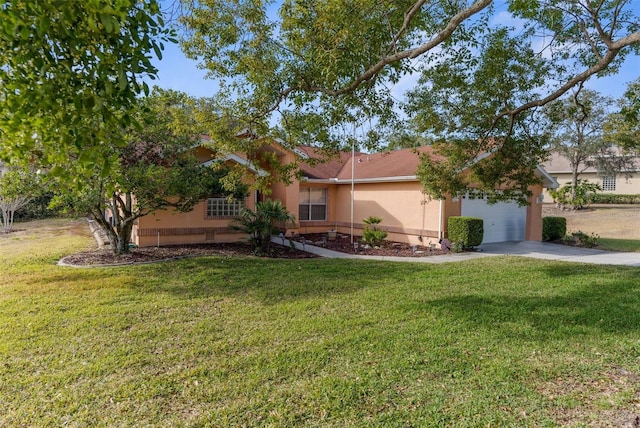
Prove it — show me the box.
[500,31,640,120]
[259,0,493,119]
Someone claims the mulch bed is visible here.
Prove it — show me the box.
[293,233,445,258]
[59,242,318,267]
[60,233,446,267]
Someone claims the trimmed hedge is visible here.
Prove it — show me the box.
[448,216,484,248]
[589,194,640,204]
[542,216,566,241]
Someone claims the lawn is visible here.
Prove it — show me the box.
[2,219,640,426]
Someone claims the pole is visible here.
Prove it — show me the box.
[350,128,355,245]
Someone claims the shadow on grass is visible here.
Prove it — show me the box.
[128,256,395,302]
[424,264,640,338]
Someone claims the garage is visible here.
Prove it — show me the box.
[460,191,526,243]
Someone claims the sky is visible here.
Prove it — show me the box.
[148,11,639,104]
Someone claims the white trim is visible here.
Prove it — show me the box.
[536,166,559,189]
[202,154,269,177]
[304,176,419,184]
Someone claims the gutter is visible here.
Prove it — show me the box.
[303,175,419,184]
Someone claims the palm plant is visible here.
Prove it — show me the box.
[233,199,296,254]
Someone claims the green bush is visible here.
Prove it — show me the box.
[448,216,483,248]
[589,193,640,204]
[542,216,566,241]
[361,216,387,247]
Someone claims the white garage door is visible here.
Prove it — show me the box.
[460,192,526,243]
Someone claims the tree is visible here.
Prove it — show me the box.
[544,87,614,202]
[178,0,640,201]
[606,77,640,152]
[0,0,172,182]
[50,89,248,255]
[0,165,42,233]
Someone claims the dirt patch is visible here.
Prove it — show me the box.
[543,205,640,240]
[538,366,640,427]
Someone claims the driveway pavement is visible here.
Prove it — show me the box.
[480,241,640,266]
[278,238,640,266]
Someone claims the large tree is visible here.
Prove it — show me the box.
[179,0,640,202]
[51,89,248,255]
[544,87,614,201]
[606,77,640,151]
[0,0,172,182]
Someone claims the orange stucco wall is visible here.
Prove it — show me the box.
[313,180,444,246]
[133,192,256,247]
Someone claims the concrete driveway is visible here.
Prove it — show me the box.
[480,241,640,266]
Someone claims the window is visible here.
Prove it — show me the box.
[299,188,327,221]
[601,176,616,192]
[206,198,245,217]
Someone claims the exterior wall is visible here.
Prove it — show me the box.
[526,184,544,241]
[133,192,256,247]
[543,172,640,201]
[326,180,442,246]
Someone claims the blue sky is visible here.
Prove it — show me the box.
[149,6,639,103]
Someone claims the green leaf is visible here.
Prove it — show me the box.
[100,14,114,33]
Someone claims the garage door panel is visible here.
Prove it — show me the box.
[461,193,526,243]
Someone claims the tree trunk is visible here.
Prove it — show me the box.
[570,169,578,206]
[114,221,134,255]
[89,209,135,255]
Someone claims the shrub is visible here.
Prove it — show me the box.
[448,216,483,248]
[542,216,566,241]
[232,199,296,255]
[361,216,387,247]
[549,179,601,210]
[589,193,640,204]
[564,230,599,248]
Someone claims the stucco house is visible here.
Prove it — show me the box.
[132,143,558,248]
[542,150,640,201]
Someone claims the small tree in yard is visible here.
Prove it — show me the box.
[0,166,42,233]
[361,216,387,247]
[233,199,296,255]
[50,89,248,255]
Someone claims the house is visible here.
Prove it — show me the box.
[542,150,640,201]
[132,143,558,248]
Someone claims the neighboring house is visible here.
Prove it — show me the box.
[542,151,640,201]
[133,143,558,247]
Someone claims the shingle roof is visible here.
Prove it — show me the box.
[542,148,640,174]
[299,146,436,181]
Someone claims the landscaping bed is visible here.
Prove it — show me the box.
[59,242,318,266]
[294,233,445,257]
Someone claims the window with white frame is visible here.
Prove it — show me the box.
[299,188,327,221]
[601,176,616,192]
[206,198,245,217]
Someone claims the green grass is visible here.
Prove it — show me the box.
[598,237,640,252]
[2,219,640,426]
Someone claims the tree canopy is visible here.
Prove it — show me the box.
[179,0,640,201]
[0,0,172,183]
